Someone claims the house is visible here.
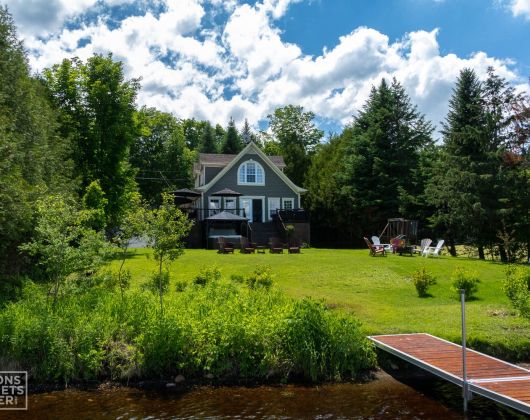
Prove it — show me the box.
[183,142,310,248]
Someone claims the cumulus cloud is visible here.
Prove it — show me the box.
[509,0,530,19]
[13,0,527,132]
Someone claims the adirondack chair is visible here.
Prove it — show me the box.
[422,239,445,257]
[413,238,432,254]
[371,236,391,251]
[364,237,386,257]
[240,237,256,254]
[269,237,284,254]
[217,237,234,254]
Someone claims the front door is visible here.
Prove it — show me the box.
[252,199,262,223]
[240,197,263,223]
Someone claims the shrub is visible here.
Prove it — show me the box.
[145,271,170,294]
[451,267,480,300]
[411,267,437,297]
[0,277,376,383]
[503,266,530,318]
[175,280,187,292]
[245,265,274,289]
[230,274,244,284]
[193,265,221,286]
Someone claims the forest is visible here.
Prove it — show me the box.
[1,3,529,286]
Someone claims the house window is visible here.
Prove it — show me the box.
[224,197,236,211]
[268,197,281,220]
[282,198,294,210]
[209,197,221,216]
[238,160,265,185]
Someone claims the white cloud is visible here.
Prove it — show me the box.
[509,0,530,19]
[14,0,528,133]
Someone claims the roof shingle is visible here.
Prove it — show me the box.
[198,153,285,169]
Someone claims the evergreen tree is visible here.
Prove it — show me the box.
[338,78,433,241]
[425,69,491,257]
[44,54,139,228]
[199,122,217,153]
[214,124,226,149]
[241,118,254,144]
[222,117,243,154]
[268,105,323,186]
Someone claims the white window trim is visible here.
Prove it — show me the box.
[223,196,237,209]
[237,159,265,186]
[282,197,295,210]
[268,197,281,221]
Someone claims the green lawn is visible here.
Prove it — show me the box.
[113,248,530,360]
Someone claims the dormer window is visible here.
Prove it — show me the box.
[238,160,265,185]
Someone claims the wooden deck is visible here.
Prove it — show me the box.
[369,333,530,415]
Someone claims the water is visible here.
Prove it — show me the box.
[3,370,526,419]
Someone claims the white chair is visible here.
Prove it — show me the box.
[371,236,391,251]
[422,239,445,257]
[413,238,432,254]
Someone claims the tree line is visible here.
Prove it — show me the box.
[1,4,529,281]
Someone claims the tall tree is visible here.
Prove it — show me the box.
[425,69,491,257]
[44,54,139,228]
[221,117,243,154]
[338,79,433,241]
[0,6,73,273]
[268,105,323,186]
[214,124,226,149]
[199,122,217,153]
[131,108,194,205]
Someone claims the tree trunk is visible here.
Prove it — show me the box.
[478,245,485,260]
[448,237,457,257]
[498,245,508,263]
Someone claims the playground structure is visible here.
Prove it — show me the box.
[379,218,418,244]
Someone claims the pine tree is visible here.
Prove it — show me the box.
[338,78,433,240]
[199,122,217,153]
[425,69,491,257]
[221,117,243,154]
[241,118,253,144]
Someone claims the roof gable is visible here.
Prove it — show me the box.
[196,142,306,194]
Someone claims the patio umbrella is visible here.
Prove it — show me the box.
[210,188,242,197]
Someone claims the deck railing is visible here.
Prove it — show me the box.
[181,207,247,220]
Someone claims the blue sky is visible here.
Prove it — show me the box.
[5,0,530,135]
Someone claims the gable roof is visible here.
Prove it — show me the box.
[198,153,286,169]
[196,142,306,194]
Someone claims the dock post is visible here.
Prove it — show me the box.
[461,289,469,412]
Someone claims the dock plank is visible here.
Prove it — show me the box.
[369,333,530,415]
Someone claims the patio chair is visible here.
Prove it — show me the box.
[288,238,301,254]
[371,236,391,251]
[269,237,284,254]
[217,237,234,254]
[413,238,432,255]
[364,237,386,257]
[422,239,445,257]
[240,237,256,254]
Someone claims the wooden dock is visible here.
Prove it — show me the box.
[369,333,530,415]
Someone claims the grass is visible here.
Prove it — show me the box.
[113,248,530,361]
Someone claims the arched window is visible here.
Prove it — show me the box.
[238,160,265,185]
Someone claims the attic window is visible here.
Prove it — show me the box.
[238,160,264,185]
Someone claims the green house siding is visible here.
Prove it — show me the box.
[205,167,222,184]
[203,153,299,221]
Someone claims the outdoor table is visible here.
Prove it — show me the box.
[396,246,414,256]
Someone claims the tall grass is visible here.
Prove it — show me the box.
[0,279,376,384]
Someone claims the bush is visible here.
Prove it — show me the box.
[145,271,170,294]
[245,265,274,289]
[503,266,530,318]
[0,277,376,383]
[175,280,187,292]
[411,267,437,297]
[193,265,221,286]
[451,267,480,300]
